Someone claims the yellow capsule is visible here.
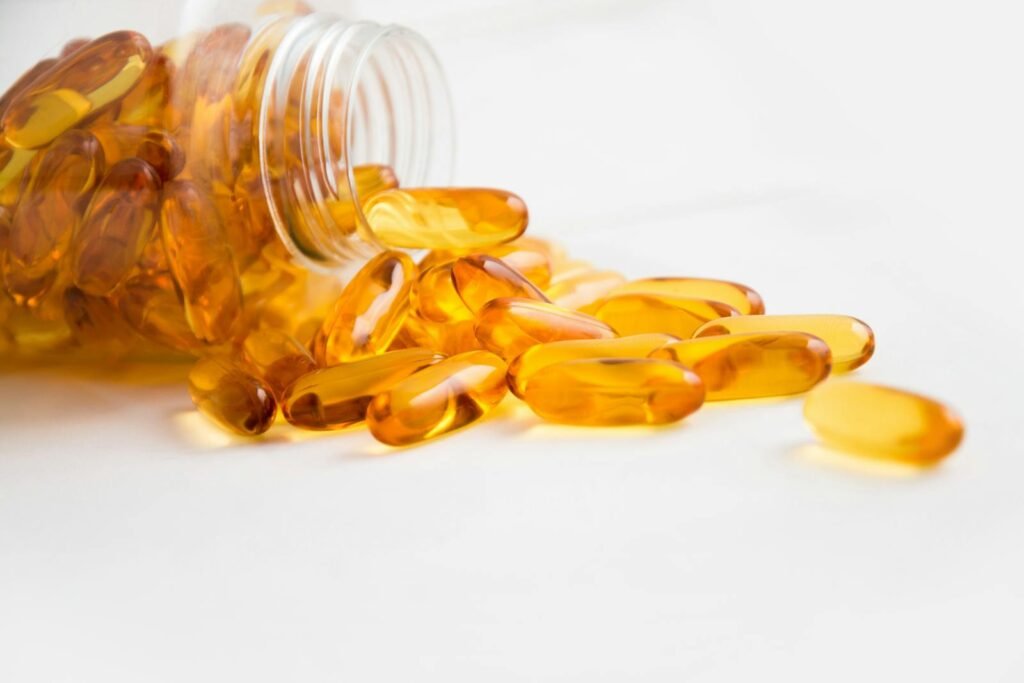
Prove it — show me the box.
[160,180,243,344]
[392,315,481,356]
[188,356,277,437]
[523,358,705,426]
[651,332,831,400]
[451,254,549,315]
[508,333,678,398]
[587,293,739,338]
[545,268,626,311]
[90,124,184,182]
[3,130,105,303]
[240,329,318,399]
[117,272,201,353]
[803,381,964,466]
[474,297,617,361]
[2,32,153,150]
[363,188,528,250]
[325,164,400,231]
[413,262,472,323]
[282,348,444,431]
[70,158,162,296]
[367,350,508,446]
[613,277,765,315]
[694,314,875,373]
[312,250,416,365]
[419,237,555,289]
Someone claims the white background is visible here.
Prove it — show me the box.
[2,0,1022,680]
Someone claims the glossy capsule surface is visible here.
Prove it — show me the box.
[451,254,549,314]
[523,358,705,426]
[90,124,184,181]
[803,381,964,465]
[694,314,875,373]
[588,293,739,338]
[312,250,416,365]
[325,164,400,231]
[241,328,317,399]
[508,333,678,398]
[414,262,473,323]
[392,315,480,356]
[188,356,277,436]
[363,188,528,249]
[419,237,555,288]
[2,31,153,149]
[70,158,162,296]
[651,332,831,400]
[613,277,765,315]
[545,268,626,311]
[117,272,200,352]
[475,298,618,361]
[161,180,243,343]
[367,350,508,446]
[283,348,443,430]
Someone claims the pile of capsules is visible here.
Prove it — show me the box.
[0,15,964,465]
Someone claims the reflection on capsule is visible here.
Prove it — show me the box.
[612,277,765,315]
[587,293,739,338]
[188,355,277,436]
[451,254,549,314]
[474,297,617,361]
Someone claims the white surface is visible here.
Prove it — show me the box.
[1,1,1022,681]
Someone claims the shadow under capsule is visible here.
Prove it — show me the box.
[788,442,948,480]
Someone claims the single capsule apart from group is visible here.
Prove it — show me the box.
[188,356,277,437]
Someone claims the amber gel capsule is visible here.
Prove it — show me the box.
[545,268,626,311]
[588,293,739,338]
[419,237,555,288]
[117,272,201,352]
[523,358,705,426]
[283,348,443,430]
[803,381,964,465]
[694,314,875,373]
[451,254,550,314]
[367,350,508,446]
[651,332,831,400]
[475,298,618,361]
[613,277,765,315]
[507,333,678,398]
[188,356,277,437]
[241,329,318,399]
[363,188,528,249]
[312,250,416,365]
[413,262,473,323]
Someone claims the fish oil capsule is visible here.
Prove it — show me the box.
[419,237,555,289]
[451,254,550,314]
[2,32,153,150]
[241,329,317,399]
[613,277,765,315]
[325,164,400,231]
[588,293,739,338]
[160,180,243,344]
[474,297,617,361]
[3,130,104,303]
[188,356,277,437]
[282,348,444,430]
[367,350,508,446]
[523,358,705,426]
[0,58,58,120]
[312,250,416,365]
[117,273,201,353]
[363,188,528,250]
[412,261,472,323]
[392,315,481,356]
[90,124,184,181]
[62,285,136,352]
[116,53,173,127]
[0,145,36,205]
[651,332,831,400]
[508,333,678,398]
[545,268,626,311]
[70,158,162,296]
[694,314,875,373]
[803,381,964,465]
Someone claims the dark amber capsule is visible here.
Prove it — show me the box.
[0,145,36,205]
[0,205,11,253]
[90,124,184,181]
[70,158,162,296]
[474,298,618,361]
[2,31,153,149]
[694,314,875,373]
[188,356,277,436]
[413,262,473,323]
[367,350,508,446]
[363,188,528,249]
[62,285,135,351]
[3,130,104,303]
[0,58,57,120]
[312,251,416,365]
[804,381,964,465]
[160,180,243,344]
[451,254,549,314]
[587,293,739,338]
[283,348,444,430]
[522,358,705,426]
[117,272,200,352]
[613,277,765,315]
[651,332,831,400]
[116,53,173,126]
[241,328,317,399]
[507,333,678,398]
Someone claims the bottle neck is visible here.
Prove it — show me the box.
[257,14,454,273]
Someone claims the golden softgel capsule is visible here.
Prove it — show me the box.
[588,293,739,338]
[651,332,831,400]
[523,358,705,426]
[241,329,317,399]
[363,188,528,249]
[414,262,473,323]
[545,268,626,311]
[612,277,764,315]
[474,297,617,360]
[507,333,678,398]
[367,350,508,445]
[283,348,443,431]
[451,254,549,314]
[694,314,875,373]
[803,381,964,465]
[188,356,277,436]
